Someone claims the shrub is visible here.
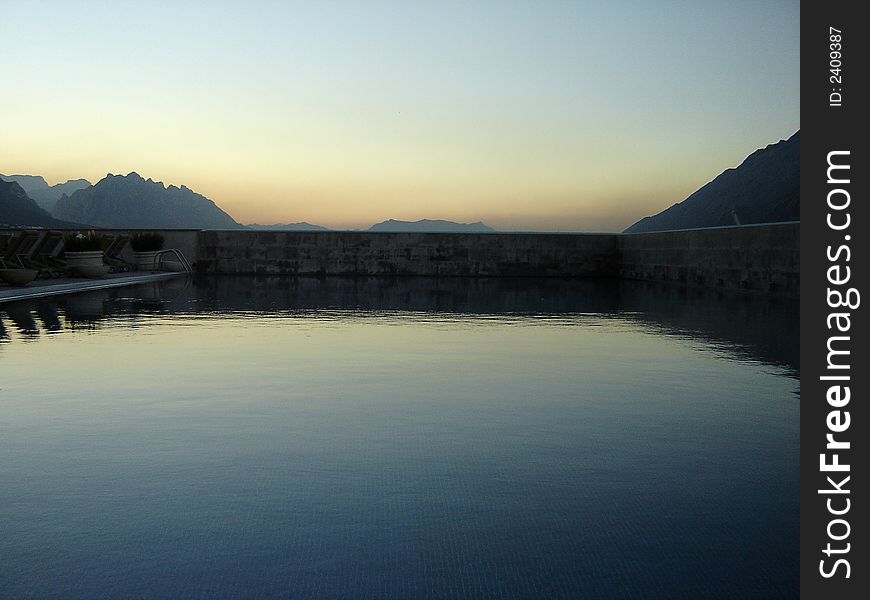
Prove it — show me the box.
[63,231,105,253]
[130,232,165,252]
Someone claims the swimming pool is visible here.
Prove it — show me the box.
[1,277,798,599]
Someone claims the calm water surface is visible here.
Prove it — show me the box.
[0,277,798,599]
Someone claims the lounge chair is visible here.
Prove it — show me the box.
[11,231,62,279]
[1,231,25,268]
[0,232,14,255]
[101,234,136,273]
[1,231,40,270]
[28,230,66,278]
[0,231,41,286]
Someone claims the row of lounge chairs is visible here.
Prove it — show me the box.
[0,230,138,282]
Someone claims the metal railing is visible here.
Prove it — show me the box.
[146,249,193,273]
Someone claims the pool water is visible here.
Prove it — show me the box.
[0,277,798,599]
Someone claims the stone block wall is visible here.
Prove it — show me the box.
[1,222,799,295]
[195,231,619,278]
[618,223,799,295]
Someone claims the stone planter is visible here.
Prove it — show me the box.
[0,268,39,286]
[133,251,160,271]
[64,251,108,278]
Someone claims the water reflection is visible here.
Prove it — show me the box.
[3,306,41,338]
[1,276,798,375]
[0,276,798,599]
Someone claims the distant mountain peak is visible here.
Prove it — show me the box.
[624,131,799,233]
[0,179,78,228]
[0,173,49,187]
[0,172,92,213]
[53,172,242,230]
[369,218,495,233]
[247,222,331,231]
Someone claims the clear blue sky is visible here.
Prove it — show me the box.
[1,0,799,230]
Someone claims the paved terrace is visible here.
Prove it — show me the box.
[0,272,187,304]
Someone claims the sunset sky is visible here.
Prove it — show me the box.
[1,1,799,231]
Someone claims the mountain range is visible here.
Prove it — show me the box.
[247,222,330,231]
[0,174,91,213]
[53,173,243,229]
[624,131,799,233]
[2,132,799,233]
[246,219,496,232]
[0,179,79,228]
[368,219,495,233]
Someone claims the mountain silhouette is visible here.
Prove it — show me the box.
[53,172,243,229]
[624,131,799,233]
[0,174,91,213]
[247,222,330,231]
[369,219,495,233]
[0,179,79,228]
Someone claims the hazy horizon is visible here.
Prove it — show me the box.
[1,1,799,232]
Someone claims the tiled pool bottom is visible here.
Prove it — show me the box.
[0,277,798,599]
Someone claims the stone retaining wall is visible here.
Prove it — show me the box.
[196,231,619,278]
[194,223,799,295]
[0,223,800,295]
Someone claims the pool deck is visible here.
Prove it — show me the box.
[0,272,187,304]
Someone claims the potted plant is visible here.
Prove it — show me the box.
[0,267,39,286]
[130,232,165,271]
[63,231,108,278]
